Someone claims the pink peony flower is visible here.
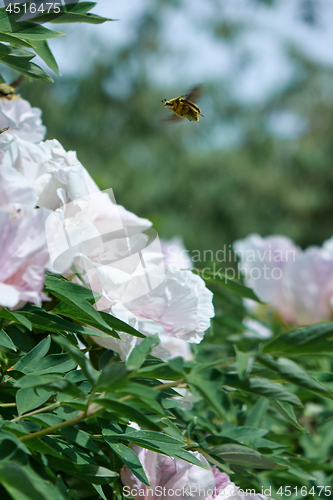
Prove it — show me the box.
[120,446,272,500]
[121,448,220,500]
[121,447,273,500]
[161,237,193,270]
[0,208,50,309]
[234,233,333,325]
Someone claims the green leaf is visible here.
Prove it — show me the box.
[13,336,51,373]
[23,412,62,427]
[93,485,109,500]
[245,397,269,428]
[115,383,165,416]
[234,345,252,380]
[53,335,98,385]
[60,427,102,455]
[0,44,33,59]
[46,457,118,485]
[0,430,31,462]
[136,361,190,380]
[268,455,315,480]
[99,311,144,337]
[102,427,205,469]
[0,308,32,330]
[22,306,118,339]
[29,2,113,24]
[64,2,98,15]
[200,451,235,474]
[16,387,53,415]
[186,375,232,419]
[44,274,113,333]
[0,56,53,82]
[3,324,35,352]
[96,362,128,391]
[213,426,285,450]
[33,40,60,75]
[47,273,142,338]
[28,353,77,375]
[263,322,333,354]
[270,400,304,430]
[211,444,284,469]
[104,439,150,486]
[0,12,63,40]
[26,414,102,455]
[198,270,262,302]
[111,428,185,445]
[0,328,17,351]
[0,32,36,48]
[223,374,303,407]
[54,300,143,338]
[14,374,83,398]
[98,397,161,431]
[0,462,66,500]
[258,355,333,399]
[126,334,160,371]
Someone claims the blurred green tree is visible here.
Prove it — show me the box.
[21,0,333,258]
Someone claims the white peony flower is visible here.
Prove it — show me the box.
[0,96,46,158]
[93,266,214,359]
[3,139,99,210]
[0,165,37,216]
[161,237,193,269]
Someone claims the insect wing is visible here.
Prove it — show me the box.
[185,85,202,104]
[10,75,24,89]
[181,99,201,114]
[162,114,185,124]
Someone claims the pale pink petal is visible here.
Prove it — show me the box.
[161,237,193,269]
[0,96,46,148]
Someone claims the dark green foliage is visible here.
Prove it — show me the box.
[0,273,332,498]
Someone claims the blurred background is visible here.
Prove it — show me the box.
[20,0,333,258]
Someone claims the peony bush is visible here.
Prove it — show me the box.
[0,3,332,500]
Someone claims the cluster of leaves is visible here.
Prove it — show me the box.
[0,1,111,83]
[0,272,332,499]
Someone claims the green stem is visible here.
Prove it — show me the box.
[70,263,87,286]
[11,402,61,423]
[153,378,185,390]
[19,403,104,442]
[0,402,16,407]
[17,379,186,442]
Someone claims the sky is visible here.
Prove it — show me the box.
[47,0,333,105]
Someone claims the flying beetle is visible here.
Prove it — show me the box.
[162,86,204,123]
